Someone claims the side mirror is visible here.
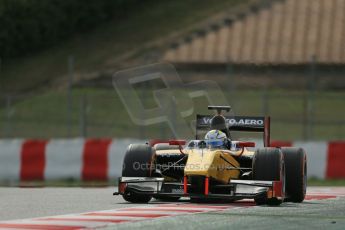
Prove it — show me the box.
[237,142,255,148]
[169,140,186,146]
[169,140,186,155]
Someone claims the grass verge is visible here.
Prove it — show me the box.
[0,88,344,140]
[308,178,345,187]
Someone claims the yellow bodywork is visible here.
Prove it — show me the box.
[184,149,240,184]
[156,147,254,184]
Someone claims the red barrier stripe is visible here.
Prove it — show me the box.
[84,212,169,218]
[326,141,345,178]
[270,141,293,147]
[0,223,83,230]
[20,140,48,181]
[82,139,111,181]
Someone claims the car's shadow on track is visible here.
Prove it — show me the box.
[255,201,325,208]
[114,198,256,206]
[115,197,327,207]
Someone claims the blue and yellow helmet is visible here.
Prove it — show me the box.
[204,130,227,148]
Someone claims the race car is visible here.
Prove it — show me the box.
[113,106,307,205]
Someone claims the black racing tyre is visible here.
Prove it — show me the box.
[121,144,154,203]
[122,144,154,177]
[281,147,307,203]
[253,147,285,206]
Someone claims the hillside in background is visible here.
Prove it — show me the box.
[1,0,248,93]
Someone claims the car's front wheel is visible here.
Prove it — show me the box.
[121,144,154,203]
[253,147,285,206]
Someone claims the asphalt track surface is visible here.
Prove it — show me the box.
[0,187,345,229]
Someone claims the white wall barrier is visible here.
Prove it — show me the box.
[0,139,344,181]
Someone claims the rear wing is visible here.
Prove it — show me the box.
[196,115,271,147]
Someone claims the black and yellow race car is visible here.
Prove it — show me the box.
[113,106,307,205]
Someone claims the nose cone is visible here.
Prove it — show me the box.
[184,149,241,184]
[184,149,217,177]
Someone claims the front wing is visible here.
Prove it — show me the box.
[113,177,284,201]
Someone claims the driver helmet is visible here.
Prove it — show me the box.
[205,130,227,148]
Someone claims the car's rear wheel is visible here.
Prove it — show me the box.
[121,144,154,203]
[281,147,307,203]
[253,147,285,206]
